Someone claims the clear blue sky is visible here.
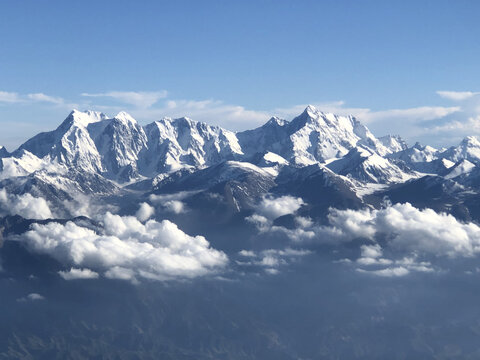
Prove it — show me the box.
[1,0,479,149]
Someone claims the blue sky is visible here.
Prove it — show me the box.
[1,0,479,150]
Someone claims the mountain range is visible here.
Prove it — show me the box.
[2,105,480,222]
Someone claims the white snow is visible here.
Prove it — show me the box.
[445,160,476,179]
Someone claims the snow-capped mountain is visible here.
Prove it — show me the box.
[441,136,480,164]
[378,135,408,153]
[444,159,476,180]
[327,146,418,184]
[89,111,148,182]
[18,110,108,174]
[139,117,243,176]
[389,142,439,164]
[237,105,391,166]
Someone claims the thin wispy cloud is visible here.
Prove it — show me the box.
[81,91,168,108]
[0,90,76,110]
[0,91,22,103]
[27,93,65,105]
[2,88,480,147]
[437,91,480,101]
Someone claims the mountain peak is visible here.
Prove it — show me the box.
[66,109,108,128]
[304,104,320,117]
[114,111,137,124]
[0,145,9,158]
[264,116,287,127]
[378,135,408,153]
[461,136,480,147]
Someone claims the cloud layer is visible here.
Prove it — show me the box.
[247,201,480,277]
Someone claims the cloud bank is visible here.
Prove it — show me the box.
[21,213,228,282]
[326,203,480,257]
[248,201,480,277]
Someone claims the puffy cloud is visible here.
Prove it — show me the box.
[58,268,99,280]
[0,189,52,219]
[81,91,168,108]
[135,202,155,222]
[356,244,392,266]
[164,200,185,214]
[353,244,434,276]
[62,194,119,220]
[253,195,305,220]
[149,192,192,214]
[327,203,480,257]
[249,202,477,276]
[21,213,228,282]
[104,266,136,282]
[236,247,311,274]
[429,115,480,135]
[238,250,256,257]
[17,293,45,302]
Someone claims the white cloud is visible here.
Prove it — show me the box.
[27,93,65,105]
[236,247,311,275]
[104,266,137,282]
[412,90,480,144]
[131,98,270,131]
[360,106,460,124]
[81,91,168,108]
[149,193,191,214]
[253,195,305,220]
[327,203,480,257]
[0,189,52,219]
[248,202,477,276]
[135,202,155,222]
[62,194,120,220]
[149,191,198,203]
[0,91,22,103]
[17,293,45,302]
[437,91,480,101]
[164,200,185,214]
[58,267,99,280]
[357,266,410,277]
[429,115,480,135]
[238,250,256,257]
[0,91,69,106]
[21,212,228,282]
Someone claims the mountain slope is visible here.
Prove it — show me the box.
[18,110,107,174]
[327,146,418,183]
[139,117,243,176]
